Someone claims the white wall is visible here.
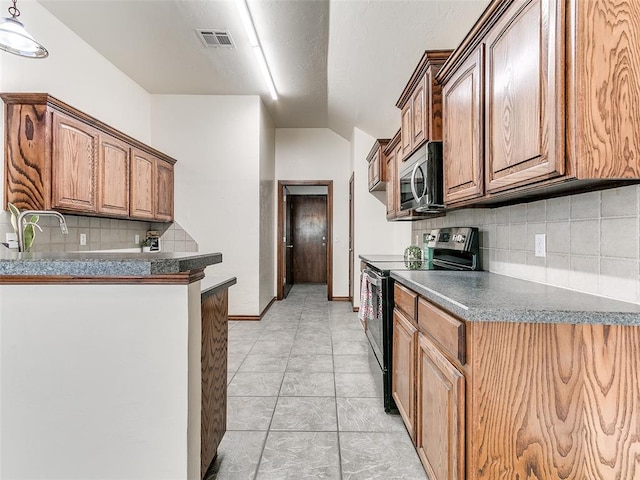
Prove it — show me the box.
[0,1,151,152]
[275,128,351,297]
[0,283,195,479]
[259,102,276,312]
[352,127,411,306]
[150,95,262,316]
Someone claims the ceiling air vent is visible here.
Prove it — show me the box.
[196,29,236,48]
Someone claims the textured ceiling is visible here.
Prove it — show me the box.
[38,0,490,139]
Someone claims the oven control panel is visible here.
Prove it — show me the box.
[426,227,478,252]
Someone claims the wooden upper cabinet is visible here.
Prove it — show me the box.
[397,50,451,161]
[484,0,563,193]
[98,134,129,217]
[51,111,98,213]
[130,149,156,220]
[436,0,640,206]
[442,47,484,205]
[1,94,176,222]
[367,139,389,192]
[156,160,174,222]
[417,333,465,480]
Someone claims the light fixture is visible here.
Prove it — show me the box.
[0,0,48,58]
[235,0,277,100]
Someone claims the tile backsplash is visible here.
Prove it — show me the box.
[0,211,198,253]
[412,185,640,304]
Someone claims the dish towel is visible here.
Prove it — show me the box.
[358,271,382,328]
[358,271,374,328]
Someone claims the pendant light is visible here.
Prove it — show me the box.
[0,0,48,58]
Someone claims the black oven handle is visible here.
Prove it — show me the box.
[363,268,384,288]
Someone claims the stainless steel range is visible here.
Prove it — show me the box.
[359,227,480,412]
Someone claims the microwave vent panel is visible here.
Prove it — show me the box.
[196,29,236,48]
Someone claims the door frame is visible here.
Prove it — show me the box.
[348,173,354,307]
[277,180,333,301]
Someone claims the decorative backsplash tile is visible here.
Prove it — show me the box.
[412,185,640,304]
[0,211,198,253]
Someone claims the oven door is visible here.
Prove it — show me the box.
[362,268,397,413]
[363,269,384,366]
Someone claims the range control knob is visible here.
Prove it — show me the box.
[452,234,466,243]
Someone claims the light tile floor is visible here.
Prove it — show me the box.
[206,284,428,480]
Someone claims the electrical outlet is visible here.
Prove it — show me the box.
[80,233,87,246]
[5,232,17,249]
[135,234,140,244]
[534,234,546,257]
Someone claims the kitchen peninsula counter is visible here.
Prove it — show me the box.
[0,248,222,277]
[0,248,233,480]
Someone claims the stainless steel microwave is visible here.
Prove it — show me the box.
[399,141,444,212]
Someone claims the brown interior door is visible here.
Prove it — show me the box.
[292,195,327,284]
[283,194,294,298]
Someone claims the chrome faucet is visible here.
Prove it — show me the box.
[17,210,68,252]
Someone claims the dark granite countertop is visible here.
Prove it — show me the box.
[0,246,223,276]
[390,270,640,326]
[202,276,237,297]
[360,254,405,263]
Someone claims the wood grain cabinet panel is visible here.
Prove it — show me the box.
[401,104,413,159]
[392,308,418,443]
[411,77,426,148]
[442,47,484,204]
[98,134,129,217]
[156,160,174,222]
[200,288,229,478]
[51,111,98,213]
[385,131,401,219]
[130,149,155,220]
[417,333,465,480]
[572,0,640,180]
[484,0,563,193]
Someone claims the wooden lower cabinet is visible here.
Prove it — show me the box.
[416,333,465,480]
[394,282,640,480]
[200,287,229,478]
[392,308,418,443]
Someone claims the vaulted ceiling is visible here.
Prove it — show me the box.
[38,0,490,140]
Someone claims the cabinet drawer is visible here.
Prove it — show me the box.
[418,297,465,364]
[394,283,418,322]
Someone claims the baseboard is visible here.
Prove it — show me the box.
[332,296,351,302]
[261,297,276,316]
[228,297,276,321]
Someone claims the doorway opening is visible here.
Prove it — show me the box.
[277,180,333,300]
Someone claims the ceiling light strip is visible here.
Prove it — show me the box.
[235,0,278,100]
